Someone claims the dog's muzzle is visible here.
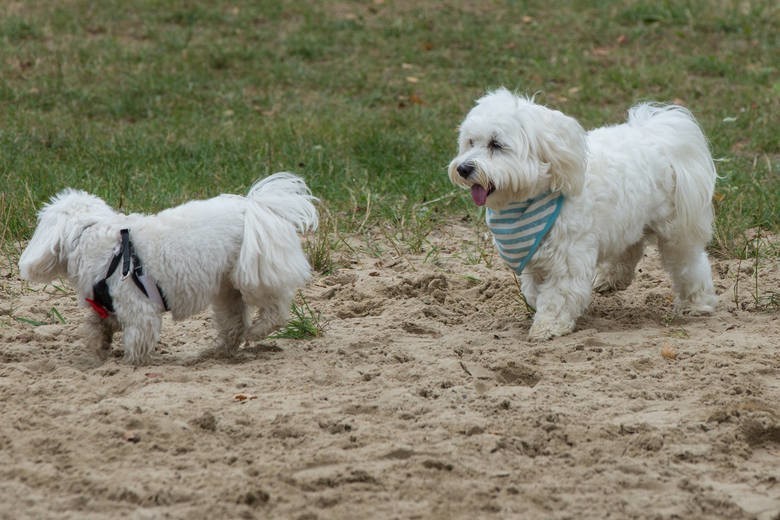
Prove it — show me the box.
[452,160,495,206]
[457,162,475,179]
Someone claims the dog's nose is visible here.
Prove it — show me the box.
[457,162,475,179]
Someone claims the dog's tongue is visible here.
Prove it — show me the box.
[471,184,489,206]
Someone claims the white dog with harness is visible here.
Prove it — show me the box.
[19,172,318,364]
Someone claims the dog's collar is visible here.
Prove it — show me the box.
[485,191,564,274]
[86,229,169,319]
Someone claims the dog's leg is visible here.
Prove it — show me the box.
[657,239,717,315]
[520,271,543,309]
[82,313,118,359]
[247,293,292,340]
[121,312,162,365]
[594,240,645,293]
[528,250,596,341]
[212,286,248,356]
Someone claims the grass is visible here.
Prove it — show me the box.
[13,306,66,326]
[733,229,780,311]
[269,293,323,340]
[304,209,338,275]
[1,1,777,260]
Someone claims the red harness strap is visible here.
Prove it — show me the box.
[85,297,111,319]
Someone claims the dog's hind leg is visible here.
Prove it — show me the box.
[657,238,716,315]
[212,285,248,356]
[247,292,292,340]
[594,240,645,293]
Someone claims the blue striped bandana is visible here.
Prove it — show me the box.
[486,191,564,274]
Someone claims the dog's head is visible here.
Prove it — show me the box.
[448,88,587,209]
[19,189,115,282]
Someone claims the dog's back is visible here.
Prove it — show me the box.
[126,173,318,318]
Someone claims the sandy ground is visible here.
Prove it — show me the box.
[1,223,779,520]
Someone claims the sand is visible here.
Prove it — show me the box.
[1,223,778,519]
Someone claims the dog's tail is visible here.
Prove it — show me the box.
[628,103,717,243]
[234,172,319,295]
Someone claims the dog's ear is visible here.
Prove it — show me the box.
[19,188,116,282]
[536,108,588,197]
[18,206,70,283]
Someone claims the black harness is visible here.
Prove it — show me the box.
[86,229,169,318]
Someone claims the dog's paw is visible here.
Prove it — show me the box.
[677,300,716,316]
[528,316,575,341]
[246,323,275,341]
[122,352,152,365]
[675,292,717,316]
[214,344,240,358]
[593,278,631,294]
[593,268,634,294]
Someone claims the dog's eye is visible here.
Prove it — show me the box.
[488,138,504,152]
[467,138,474,148]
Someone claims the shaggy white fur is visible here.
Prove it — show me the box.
[19,172,318,364]
[449,88,718,340]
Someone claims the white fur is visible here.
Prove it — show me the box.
[449,88,718,340]
[19,172,318,364]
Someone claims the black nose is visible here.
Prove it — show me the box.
[457,162,475,179]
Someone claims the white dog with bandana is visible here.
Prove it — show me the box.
[449,89,717,340]
[19,172,318,364]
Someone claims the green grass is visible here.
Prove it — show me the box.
[1,0,777,260]
[269,293,323,340]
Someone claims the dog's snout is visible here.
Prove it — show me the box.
[457,162,475,179]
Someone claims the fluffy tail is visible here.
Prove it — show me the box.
[234,172,319,295]
[628,103,717,243]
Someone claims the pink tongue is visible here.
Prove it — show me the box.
[471,184,488,206]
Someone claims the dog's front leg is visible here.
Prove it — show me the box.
[528,251,596,341]
[120,312,162,365]
[82,313,118,359]
[520,271,543,309]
